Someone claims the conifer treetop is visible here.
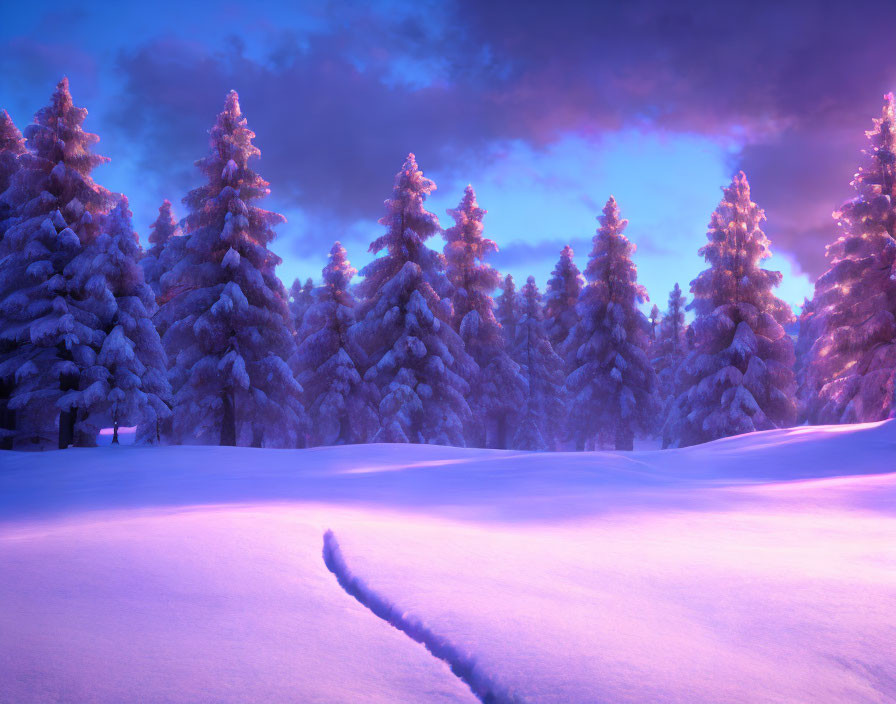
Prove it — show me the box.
[691,172,789,323]
[825,92,896,259]
[357,154,444,309]
[183,90,285,257]
[26,78,109,177]
[0,110,26,156]
[370,152,440,256]
[321,241,356,308]
[495,273,520,331]
[444,184,501,331]
[4,78,114,248]
[0,110,26,228]
[444,185,496,263]
[661,283,687,348]
[846,92,896,204]
[148,199,178,249]
[546,245,582,307]
[584,196,648,306]
[544,244,582,353]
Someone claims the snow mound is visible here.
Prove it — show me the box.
[1,420,895,702]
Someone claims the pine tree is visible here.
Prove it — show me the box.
[444,185,499,327]
[289,277,314,334]
[495,274,520,348]
[140,199,180,299]
[161,91,304,447]
[145,202,187,445]
[0,110,27,446]
[0,78,114,449]
[652,283,688,423]
[564,197,659,451]
[664,172,796,448]
[69,197,171,444]
[296,242,377,445]
[511,276,564,450]
[443,185,524,448]
[802,94,896,424]
[544,245,583,357]
[0,110,26,242]
[352,153,474,445]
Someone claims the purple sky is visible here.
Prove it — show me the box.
[2,0,894,311]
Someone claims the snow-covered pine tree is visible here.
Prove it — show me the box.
[511,276,564,450]
[0,110,26,242]
[544,245,583,358]
[564,197,659,451]
[351,153,474,445]
[0,110,27,446]
[0,78,114,449]
[494,273,520,348]
[663,172,796,448]
[68,197,171,444]
[444,184,499,327]
[140,199,180,299]
[145,205,190,445]
[289,277,314,334]
[443,185,524,448]
[652,282,688,424]
[295,242,377,445]
[160,91,304,447]
[802,94,896,424]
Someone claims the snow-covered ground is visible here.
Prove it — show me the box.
[1,422,895,703]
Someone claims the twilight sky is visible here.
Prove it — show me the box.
[2,0,894,311]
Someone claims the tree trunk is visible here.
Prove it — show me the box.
[158,403,173,444]
[410,410,423,444]
[614,424,634,451]
[220,389,236,446]
[494,413,507,449]
[57,349,79,450]
[112,418,119,445]
[337,413,349,445]
[58,409,75,449]
[251,425,263,448]
[0,377,14,450]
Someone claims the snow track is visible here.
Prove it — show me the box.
[322,530,523,704]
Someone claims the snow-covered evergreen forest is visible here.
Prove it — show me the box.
[1,79,895,451]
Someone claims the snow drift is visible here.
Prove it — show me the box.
[1,420,895,703]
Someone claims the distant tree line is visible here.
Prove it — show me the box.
[0,79,894,451]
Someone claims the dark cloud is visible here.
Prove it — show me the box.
[452,0,896,278]
[735,126,866,278]
[456,0,892,136]
[20,0,896,279]
[108,32,509,245]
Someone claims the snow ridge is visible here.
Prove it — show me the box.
[322,530,524,704]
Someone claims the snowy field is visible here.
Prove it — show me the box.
[1,422,895,703]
